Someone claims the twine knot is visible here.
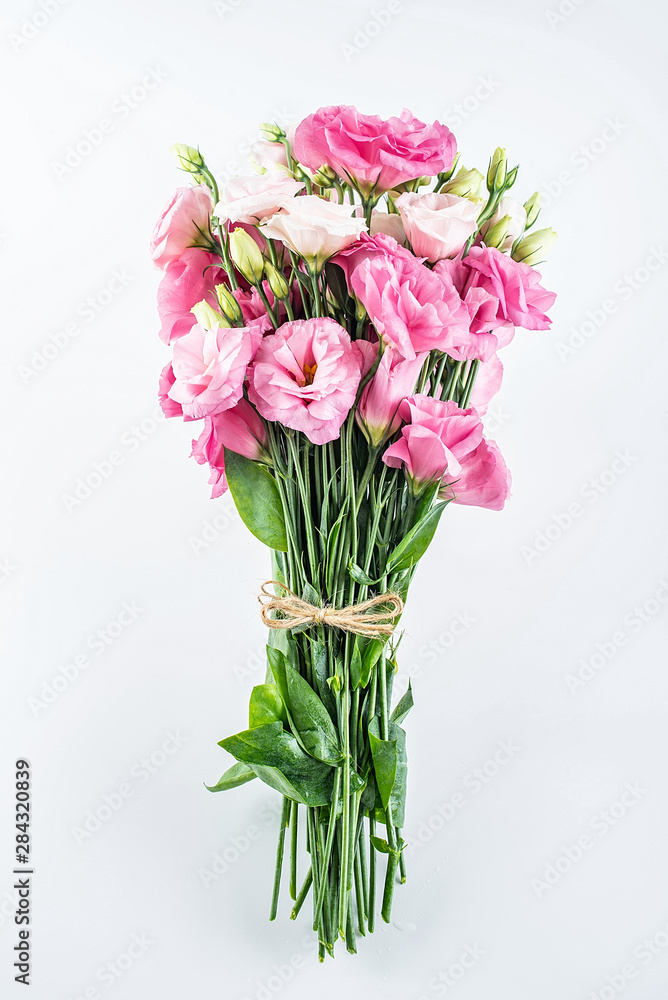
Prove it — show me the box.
[259,581,403,638]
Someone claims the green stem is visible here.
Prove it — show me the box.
[289,800,298,900]
[312,769,341,928]
[270,798,290,920]
[290,866,313,920]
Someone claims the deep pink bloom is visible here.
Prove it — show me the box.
[248,318,363,444]
[351,251,469,361]
[150,185,213,270]
[190,399,270,498]
[441,438,511,511]
[334,231,420,286]
[435,258,512,361]
[355,341,424,446]
[168,323,261,420]
[383,395,483,490]
[464,246,556,331]
[294,106,456,194]
[157,249,226,345]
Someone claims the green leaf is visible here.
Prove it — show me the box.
[386,501,448,574]
[368,717,397,812]
[267,647,342,764]
[388,721,407,827]
[368,718,408,827]
[266,645,289,702]
[370,835,391,854]
[218,722,334,806]
[350,639,364,689]
[390,682,414,726]
[310,638,336,717]
[347,562,379,587]
[224,448,288,551]
[350,636,385,690]
[285,664,342,764]
[360,637,385,688]
[249,683,286,728]
[205,761,256,792]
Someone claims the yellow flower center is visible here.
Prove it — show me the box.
[302,362,317,386]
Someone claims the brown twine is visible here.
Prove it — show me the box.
[258,581,404,638]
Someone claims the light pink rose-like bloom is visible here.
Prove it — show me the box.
[395,191,479,263]
[464,246,556,330]
[215,173,304,226]
[294,106,456,194]
[260,196,366,268]
[150,185,213,270]
[369,211,406,244]
[469,354,504,414]
[168,322,262,420]
[248,318,363,445]
[157,249,227,345]
[441,438,511,511]
[350,250,469,361]
[249,125,297,174]
[249,140,289,173]
[383,395,484,490]
[355,341,425,446]
[191,399,270,498]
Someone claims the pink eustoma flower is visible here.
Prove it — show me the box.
[150,185,213,270]
[260,196,366,269]
[441,438,511,511]
[294,106,456,195]
[355,341,425,446]
[395,191,479,262]
[168,322,261,420]
[215,173,304,226]
[248,318,363,445]
[351,251,469,361]
[383,395,484,491]
[435,258,513,360]
[157,249,226,345]
[191,399,270,498]
[464,246,556,330]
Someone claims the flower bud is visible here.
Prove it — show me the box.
[312,165,337,188]
[214,283,243,324]
[191,299,228,329]
[259,122,286,142]
[483,214,512,250]
[229,228,265,284]
[264,261,290,300]
[487,147,507,191]
[354,296,367,322]
[523,191,542,229]
[511,227,558,266]
[442,166,486,202]
[171,143,206,183]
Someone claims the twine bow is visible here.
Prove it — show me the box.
[259,581,404,638]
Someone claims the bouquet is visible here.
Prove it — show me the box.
[151,105,557,959]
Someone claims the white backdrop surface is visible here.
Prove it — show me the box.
[2,1,668,998]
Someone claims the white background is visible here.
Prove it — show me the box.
[2,0,668,997]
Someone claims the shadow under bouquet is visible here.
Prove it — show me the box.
[151,105,557,959]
